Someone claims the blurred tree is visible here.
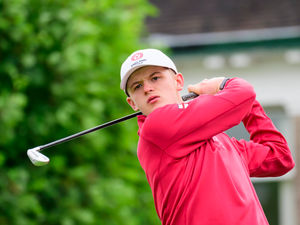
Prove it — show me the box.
[0,0,160,224]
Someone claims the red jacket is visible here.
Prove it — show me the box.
[136,78,294,225]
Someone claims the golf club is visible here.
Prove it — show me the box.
[27,92,198,166]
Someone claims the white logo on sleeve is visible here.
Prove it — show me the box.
[178,103,189,109]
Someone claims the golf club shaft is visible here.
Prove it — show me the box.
[36,92,198,151]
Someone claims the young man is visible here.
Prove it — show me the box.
[120,49,295,225]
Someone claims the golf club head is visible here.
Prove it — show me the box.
[27,147,49,166]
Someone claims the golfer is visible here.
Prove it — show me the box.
[120,49,295,225]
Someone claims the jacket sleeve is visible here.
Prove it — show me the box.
[141,77,256,158]
[232,100,295,177]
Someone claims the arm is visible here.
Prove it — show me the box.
[233,100,295,177]
[141,77,256,157]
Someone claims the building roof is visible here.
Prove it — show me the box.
[146,0,300,35]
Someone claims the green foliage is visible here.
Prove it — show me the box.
[0,0,160,224]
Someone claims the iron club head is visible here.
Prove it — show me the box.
[27,147,50,166]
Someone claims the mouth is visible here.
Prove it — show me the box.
[147,96,160,104]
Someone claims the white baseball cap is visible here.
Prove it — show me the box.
[120,49,178,94]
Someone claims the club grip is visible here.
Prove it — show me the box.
[182,92,198,101]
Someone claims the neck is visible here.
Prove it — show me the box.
[177,92,183,104]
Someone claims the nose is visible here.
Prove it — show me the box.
[143,81,154,93]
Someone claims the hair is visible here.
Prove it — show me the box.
[165,67,177,75]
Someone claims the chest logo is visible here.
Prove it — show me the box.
[178,103,189,109]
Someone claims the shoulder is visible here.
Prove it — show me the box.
[139,103,190,145]
[145,103,186,127]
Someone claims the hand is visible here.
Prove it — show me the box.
[188,77,225,95]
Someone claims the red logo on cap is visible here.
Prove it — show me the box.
[131,52,143,61]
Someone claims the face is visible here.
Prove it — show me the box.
[126,66,184,116]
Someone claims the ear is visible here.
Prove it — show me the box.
[126,97,139,111]
[175,73,184,91]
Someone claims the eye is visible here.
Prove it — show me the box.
[152,76,160,81]
[134,83,142,90]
